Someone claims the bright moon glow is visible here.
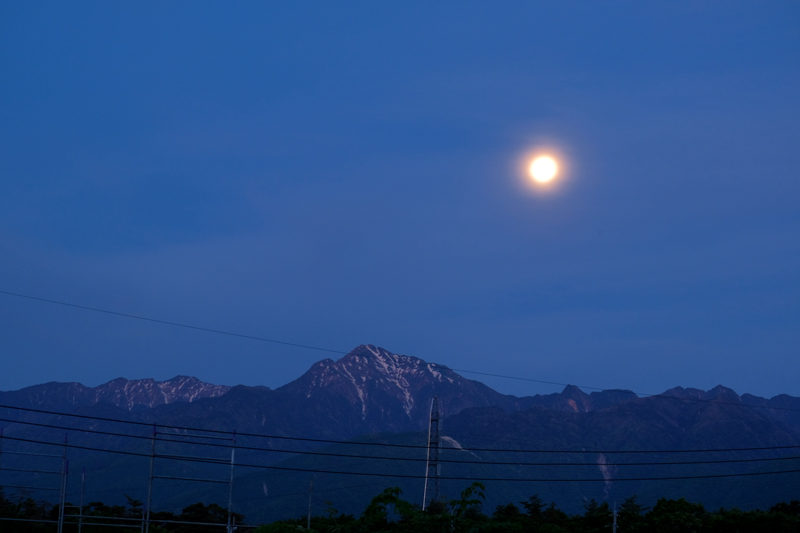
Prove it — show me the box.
[529,156,559,183]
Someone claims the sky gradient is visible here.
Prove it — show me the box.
[1,2,799,398]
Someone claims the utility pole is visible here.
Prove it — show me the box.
[422,396,441,510]
[57,434,68,533]
[613,501,617,533]
[307,477,314,530]
[79,468,86,533]
[227,431,236,533]
[145,424,156,533]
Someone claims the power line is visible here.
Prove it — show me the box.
[4,415,800,467]
[3,403,800,455]
[0,289,345,356]
[444,368,611,393]
[3,434,800,484]
[2,288,798,416]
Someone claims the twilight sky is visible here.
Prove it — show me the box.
[1,2,799,398]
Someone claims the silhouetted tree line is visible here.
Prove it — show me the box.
[0,488,242,532]
[257,483,800,533]
[4,484,800,532]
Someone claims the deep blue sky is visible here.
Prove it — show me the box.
[1,2,799,398]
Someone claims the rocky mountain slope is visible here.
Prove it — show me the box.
[2,344,800,519]
[0,375,230,412]
[277,344,515,429]
[243,397,800,521]
[3,344,800,439]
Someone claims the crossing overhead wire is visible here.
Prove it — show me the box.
[2,288,799,416]
[3,414,800,465]
[3,404,800,456]
[3,434,800,484]
[154,436,800,467]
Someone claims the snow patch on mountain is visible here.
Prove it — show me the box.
[596,454,617,499]
[93,376,230,410]
[277,344,511,429]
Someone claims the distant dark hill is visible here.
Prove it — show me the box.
[2,344,800,523]
[242,393,800,521]
[440,389,800,514]
[516,385,639,413]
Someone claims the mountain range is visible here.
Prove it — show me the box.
[1,344,799,521]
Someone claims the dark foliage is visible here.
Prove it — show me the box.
[256,488,800,533]
[4,486,800,533]
[0,489,243,532]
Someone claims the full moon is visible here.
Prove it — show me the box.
[529,156,559,183]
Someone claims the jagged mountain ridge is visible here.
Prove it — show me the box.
[0,375,230,412]
[3,344,800,518]
[4,344,800,429]
[274,344,659,428]
[93,376,231,410]
[0,344,643,438]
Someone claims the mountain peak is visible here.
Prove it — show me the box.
[277,345,512,430]
[703,385,741,403]
[660,385,742,404]
[558,385,592,412]
[340,344,454,384]
[280,345,456,417]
